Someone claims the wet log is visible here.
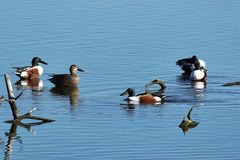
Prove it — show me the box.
[4,73,55,123]
[222,81,240,86]
[4,74,19,119]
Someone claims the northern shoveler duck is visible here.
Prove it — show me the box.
[13,57,48,79]
[190,59,207,81]
[145,79,167,91]
[120,88,164,104]
[179,107,199,134]
[176,55,206,74]
[48,64,84,87]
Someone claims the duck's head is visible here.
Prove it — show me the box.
[32,57,48,66]
[193,59,201,70]
[192,55,197,60]
[120,88,135,97]
[145,79,167,90]
[69,64,84,74]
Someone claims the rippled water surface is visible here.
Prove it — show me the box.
[1,1,240,160]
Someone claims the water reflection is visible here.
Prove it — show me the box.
[4,121,50,160]
[192,81,207,90]
[176,73,191,82]
[15,78,44,92]
[192,81,206,106]
[120,103,135,115]
[50,86,80,106]
[179,107,199,135]
[175,75,207,104]
[120,102,136,110]
[0,138,4,151]
[4,124,21,160]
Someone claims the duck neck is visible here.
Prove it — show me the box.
[128,90,135,97]
[32,61,38,66]
[193,59,201,70]
[70,68,78,76]
[158,82,166,91]
[71,72,78,76]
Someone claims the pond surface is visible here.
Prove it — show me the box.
[0,1,240,160]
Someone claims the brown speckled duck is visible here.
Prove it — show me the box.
[48,64,84,87]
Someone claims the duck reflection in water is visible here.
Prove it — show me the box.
[15,78,44,92]
[192,81,206,90]
[120,102,136,115]
[50,86,80,106]
[191,81,206,104]
[179,107,199,135]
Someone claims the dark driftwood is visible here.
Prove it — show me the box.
[223,81,240,86]
[4,73,55,123]
[179,107,199,135]
[4,74,19,119]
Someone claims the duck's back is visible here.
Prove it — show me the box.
[139,94,161,104]
[14,66,43,79]
[49,74,79,87]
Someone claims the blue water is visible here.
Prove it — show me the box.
[1,1,240,160]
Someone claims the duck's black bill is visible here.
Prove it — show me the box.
[120,91,128,96]
[40,60,48,65]
[78,68,84,72]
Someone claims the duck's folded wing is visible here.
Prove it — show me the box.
[176,57,192,65]
[49,74,69,78]
[13,66,32,73]
[128,96,140,102]
[48,74,69,85]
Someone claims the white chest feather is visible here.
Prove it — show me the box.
[128,96,161,102]
[198,59,206,69]
[190,70,205,80]
[35,66,43,75]
[128,96,140,102]
[20,71,29,78]
[20,66,43,78]
[154,96,162,102]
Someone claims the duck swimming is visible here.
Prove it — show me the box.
[176,55,206,75]
[13,57,48,79]
[48,64,84,87]
[120,88,164,104]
